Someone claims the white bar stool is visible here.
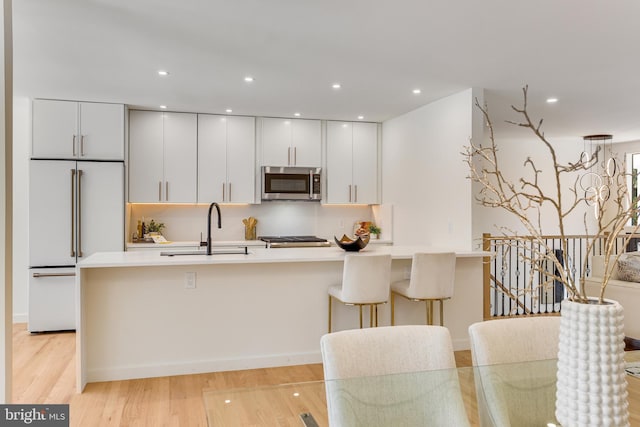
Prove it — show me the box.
[390,252,456,326]
[328,254,391,332]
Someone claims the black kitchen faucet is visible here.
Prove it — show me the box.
[206,202,222,255]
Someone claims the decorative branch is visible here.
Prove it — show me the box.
[464,86,640,303]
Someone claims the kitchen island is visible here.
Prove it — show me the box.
[76,245,489,392]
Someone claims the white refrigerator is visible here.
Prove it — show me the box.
[29,160,124,332]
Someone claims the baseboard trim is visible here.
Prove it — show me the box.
[13,314,28,323]
[86,351,323,383]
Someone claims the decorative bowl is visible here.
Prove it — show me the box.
[334,234,370,252]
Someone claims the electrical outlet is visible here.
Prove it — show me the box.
[185,272,196,289]
[404,267,411,280]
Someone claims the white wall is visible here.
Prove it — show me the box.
[12,96,27,322]
[381,89,481,250]
[1,0,11,403]
[471,132,599,246]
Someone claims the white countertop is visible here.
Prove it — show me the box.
[78,245,491,269]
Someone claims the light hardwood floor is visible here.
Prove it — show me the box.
[11,323,473,426]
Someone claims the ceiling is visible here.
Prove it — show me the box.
[13,0,640,142]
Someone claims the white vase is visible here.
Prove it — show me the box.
[556,298,629,427]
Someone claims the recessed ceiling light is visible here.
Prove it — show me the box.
[358,115,364,120]
[158,70,169,76]
[332,83,341,89]
[225,108,233,113]
[294,112,301,117]
[159,105,167,109]
[413,89,421,94]
[244,76,254,82]
[546,97,558,103]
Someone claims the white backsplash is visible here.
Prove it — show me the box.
[129,203,381,243]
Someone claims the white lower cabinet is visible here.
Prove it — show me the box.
[326,121,379,204]
[198,114,255,203]
[28,268,76,332]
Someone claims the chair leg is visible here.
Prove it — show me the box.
[369,304,374,327]
[439,299,444,326]
[328,295,332,333]
[359,305,363,329]
[427,300,434,325]
[425,300,429,325]
[391,292,396,326]
[375,304,378,327]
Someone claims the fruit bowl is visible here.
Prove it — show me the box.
[334,234,370,252]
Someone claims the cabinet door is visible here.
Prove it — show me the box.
[78,102,124,160]
[29,160,76,266]
[32,99,78,159]
[198,114,227,203]
[352,122,378,204]
[226,116,256,203]
[326,121,354,204]
[129,110,164,202]
[291,119,321,167]
[77,161,124,258]
[261,118,292,166]
[163,112,197,203]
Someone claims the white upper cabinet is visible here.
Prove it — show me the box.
[32,99,124,160]
[198,115,256,204]
[326,121,379,204]
[129,110,197,203]
[261,118,321,167]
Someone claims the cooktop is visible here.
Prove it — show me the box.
[259,236,331,248]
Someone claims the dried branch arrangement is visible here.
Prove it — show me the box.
[464,86,639,303]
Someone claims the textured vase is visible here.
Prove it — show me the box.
[556,298,629,427]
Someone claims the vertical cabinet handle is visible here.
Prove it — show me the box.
[165,182,169,201]
[158,181,162,202]
[228,182,232,201]
[222,182,225,202]
[348,185,352,203]
[80,135,85,156]
[293,147,297,165]
[287,147,291,166]
[72,135,77,157]
[77,170,84,257]
[70,169,76,258]
[354,185,358,203]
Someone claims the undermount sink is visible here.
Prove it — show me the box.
[160,247,249,256]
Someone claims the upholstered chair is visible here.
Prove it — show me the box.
[320,325,471,426]
[468,316,561,427]
[328,253,391,332]
[391,252,456,326]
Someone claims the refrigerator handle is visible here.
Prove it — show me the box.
[77,169,83,257]
[33,272,76,278]
[70,169,76,258]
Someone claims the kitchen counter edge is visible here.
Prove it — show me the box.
[78,246,492,269]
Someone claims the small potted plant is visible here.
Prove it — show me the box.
[147,219,165,236]
[368,224,381,239]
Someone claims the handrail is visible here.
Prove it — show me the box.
[482,232,632,318]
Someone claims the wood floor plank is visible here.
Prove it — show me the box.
[11,322,475,425]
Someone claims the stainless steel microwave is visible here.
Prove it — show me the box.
[262,166,321,201]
